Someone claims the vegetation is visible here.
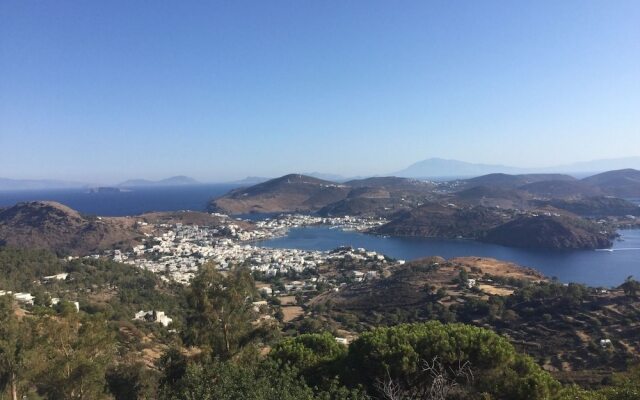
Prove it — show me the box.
[2,248,640,399]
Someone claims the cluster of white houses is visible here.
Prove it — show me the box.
[100,213,391,285]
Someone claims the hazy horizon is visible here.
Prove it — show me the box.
[3,155,640,187]
[2,1,639,182]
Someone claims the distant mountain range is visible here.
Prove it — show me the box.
[2,156,639,191]
[117,176,200,187]
[396,156,640,179]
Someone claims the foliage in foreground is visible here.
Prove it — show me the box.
[2,250,640,400]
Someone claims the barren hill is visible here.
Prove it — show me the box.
[518,179,602,199]
[374,203,509,239]
[0,201,142,255]
[452,186,532,209]
[208,174,351,214]
[482,214,613,250]
[462,173,576,189]
[582,169,640,198]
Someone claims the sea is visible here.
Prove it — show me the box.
[0,184,239,216]
[1,186,638,287]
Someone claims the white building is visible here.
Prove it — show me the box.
[14,293,34,306]
[43,273,69,281]
[134,310,173,327]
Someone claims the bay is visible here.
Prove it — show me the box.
[257,226,640,287]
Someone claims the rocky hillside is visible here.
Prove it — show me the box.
[374,203,510,239]
[460,173,576,189]
[344,176,434,191]
[451,186,532,209]
[0,201,142,255]
[208,174,351,214]
[374,202,615,250]
[533,196,640,217]
[482,215,613,250]
[582,168,640,198]
[518,179,602,199]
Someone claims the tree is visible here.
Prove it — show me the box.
[377,356,474,400]
[271,332,347,387]
[620,276,640,298]
[0,296,34,400]
[32,313,115,399]
[345,321,560,400]
[183,264,257,359]
[159,359,317,400]
[106,361,159,400]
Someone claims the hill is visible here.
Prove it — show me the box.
[374,203,509,239]
[118,175,199,187]
[209,174,438,215]
[345,176,434,190]
[208,174,351,214]
[395,157,523,178]
[482,214,613,249]
[533,197,640,217]
[395,156,640,178]
[228,176,271,185]
[0,201,141,255]
[451,186,532,209]
[518,179,602,199]
[374,202,615,249]
[461,173,576,189]
[582,168,640,198]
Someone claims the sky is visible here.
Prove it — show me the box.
[1,1,639,183]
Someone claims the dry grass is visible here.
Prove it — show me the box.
[281,306,304,322]
[478,284,514,296]
[278,295,297,305]
[451,257,546,282]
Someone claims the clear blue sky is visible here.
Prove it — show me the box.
[1,1,639,183]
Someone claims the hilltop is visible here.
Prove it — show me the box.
[582,168,640,198]
[374,203,509,239]
[482,214,613,250]
[533,196,640,217]
[373,203,615,250]
[0,201,142,255]
[460,173,577,189]
[518,179,603,199]
[208,174,351,214]
[395,156,640,178]
[451,186,532,209]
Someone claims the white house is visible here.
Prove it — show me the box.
[43,273,69,281]
[335,337,348,345]
[600,339,612,348]
[51,298,80,312]
[14,293,34,306]
[134,310,173,327]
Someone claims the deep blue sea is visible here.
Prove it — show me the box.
[257,226,640,287]
[0,184,239,216]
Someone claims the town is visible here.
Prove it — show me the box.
[111,213,391,285]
